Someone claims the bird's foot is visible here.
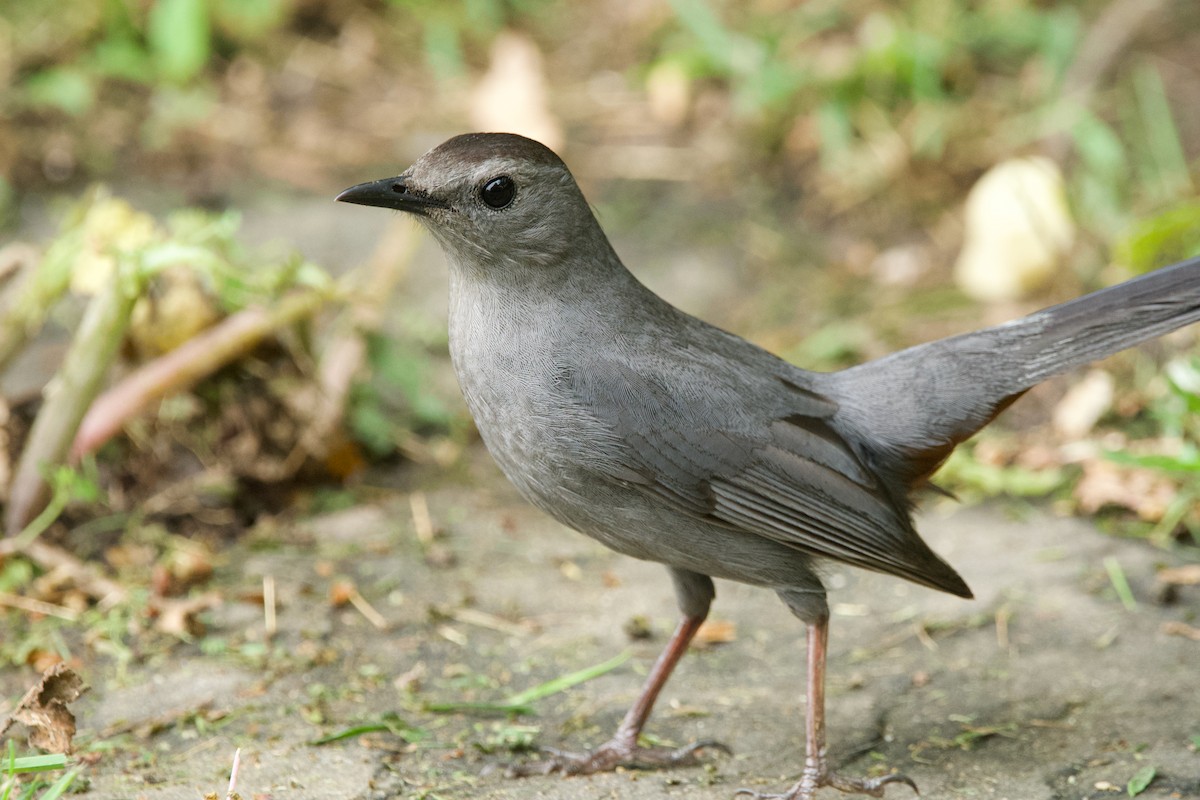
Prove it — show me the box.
[506,737,729,777]
[736,766,917,800]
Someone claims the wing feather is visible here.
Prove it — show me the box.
[566,356,970,596]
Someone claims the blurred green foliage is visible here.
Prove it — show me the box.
[1105,357,1200,546]
[1114,201,1200,273]
[10,0,292,115]
[5,0,1195,249]
[387,0,552,81]
[0,573,145,672]
[1072,62,1194,237]
[8,0,550,115]
[658,1,1080,156]
[656,0,1197,244]
[349,333,454,458]
[936,355,1200,548]
[29,190,327,318]
[936,444,1069,503]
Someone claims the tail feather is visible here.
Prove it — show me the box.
[1004,256,1200,386]
[828,256,1200,489]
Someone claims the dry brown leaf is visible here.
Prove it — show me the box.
[324,437,367,481]
[973,437,1017,467]
[1073,460,1176,520]
[0,663,88,753]
[154,592,221,638]
[104,542,158,571]
[329,579,354,606]
[1015,442,1066,471]
[1160,621,1200,642]
[693,619,737,649]
[162,544,216,595]
[26,650,65,674]
[1158,564,1200,586]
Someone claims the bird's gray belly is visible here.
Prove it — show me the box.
[464,386,824,593]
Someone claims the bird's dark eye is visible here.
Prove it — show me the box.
[480,176,516,209]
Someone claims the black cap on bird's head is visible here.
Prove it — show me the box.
[338,134,565,205]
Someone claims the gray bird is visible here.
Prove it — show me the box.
[337,132,1200,799]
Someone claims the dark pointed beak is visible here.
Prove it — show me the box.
[336,176,448,215]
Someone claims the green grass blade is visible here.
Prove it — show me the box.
[426,650,632,717]
[503,650,631,706]
[32,769,77,800]
[310,722,396,745]
[9,755,68,774]
[1103,556,1138,612]
[1133,63,1192,203]
[309,715,427,746]
[423,700,535,716]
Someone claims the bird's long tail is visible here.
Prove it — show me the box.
[828,256,1200,490]
[997,255,1200,386]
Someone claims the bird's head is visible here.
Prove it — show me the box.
[338,133,603,274]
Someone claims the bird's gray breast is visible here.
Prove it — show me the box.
[447,286,632,528]
[447,288,732,569]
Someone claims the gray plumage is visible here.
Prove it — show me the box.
[342,132,1200,615]
[338,132,1200,795]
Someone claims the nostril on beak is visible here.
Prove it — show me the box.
[392,182,407,194]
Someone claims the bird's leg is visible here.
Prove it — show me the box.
[737,617,918,799]
[510,570,726,776]
[507,612,729,776]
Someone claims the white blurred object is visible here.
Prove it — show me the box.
[471,30,563,151]
[870,243,928,287]
[1165,356,1200,395]
[1052,369,1114,439]
[954,156,1075,302]
[645,61,692,126]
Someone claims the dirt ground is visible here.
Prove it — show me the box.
[14,463,1197,800]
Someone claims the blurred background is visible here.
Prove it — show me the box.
[1,0,1199,677]
[1,3,1200,795]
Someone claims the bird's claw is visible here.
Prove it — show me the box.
[735,769,918,799]
[505,738,730,777]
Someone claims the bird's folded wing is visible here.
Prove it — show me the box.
[568,357,969,595]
